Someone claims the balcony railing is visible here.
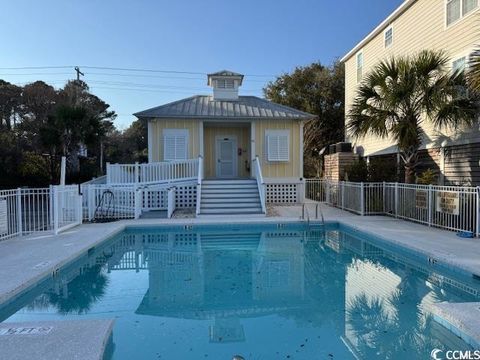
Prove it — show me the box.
[106,159,199,186]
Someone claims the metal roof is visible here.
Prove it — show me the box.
[134,95,315,120]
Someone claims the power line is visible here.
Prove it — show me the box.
[0,65,276,78]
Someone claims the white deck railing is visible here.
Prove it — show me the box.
[0,186,82,240]
[253,156,266,214]
[305,179,480,236]
[106,159,199,186]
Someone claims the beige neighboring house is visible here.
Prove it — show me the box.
[341,0,480,185]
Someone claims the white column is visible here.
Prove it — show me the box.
[299,121,304,179]
[147,121,153,163]
[250,121,256,177]
[199,120,204,157]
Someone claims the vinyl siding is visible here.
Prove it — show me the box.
[344,1,480,156]
[149,119,200,162]
[149,118,302,179]
[254,119,302,179]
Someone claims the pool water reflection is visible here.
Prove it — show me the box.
[1,224,479,359]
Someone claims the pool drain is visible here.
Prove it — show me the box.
[232,356,245,360]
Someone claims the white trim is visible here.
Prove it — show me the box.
[341,0,416,62]
[250,121,256,174]
[147,121,153,163]
[384,25,394,49]
[199,120,204,157]
[299,121,304,178]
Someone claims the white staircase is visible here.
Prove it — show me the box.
[199,179,265,215]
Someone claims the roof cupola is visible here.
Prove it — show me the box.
[207,70,244,100]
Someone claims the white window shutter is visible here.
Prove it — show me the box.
[266,130,289,161]
[163,129,188,161]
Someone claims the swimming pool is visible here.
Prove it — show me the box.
[1,222,479,359]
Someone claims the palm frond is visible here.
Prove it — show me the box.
[468,47,480,92]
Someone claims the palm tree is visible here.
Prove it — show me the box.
[348,50,478,183]
[468,47,480,92]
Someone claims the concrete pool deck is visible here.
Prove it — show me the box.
[0,319,114,360]
[0,202,479,356]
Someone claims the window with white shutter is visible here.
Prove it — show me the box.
[163,129,188,161]
[266,130,290,162]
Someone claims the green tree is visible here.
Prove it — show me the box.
[264,61,345,177]
[348,50,478,183]
[468,47,480,92]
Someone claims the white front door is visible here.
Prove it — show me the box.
[215,136,237,178]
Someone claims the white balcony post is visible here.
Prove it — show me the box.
[16,188,23,236]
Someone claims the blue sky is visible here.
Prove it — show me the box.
[0,0,402,129]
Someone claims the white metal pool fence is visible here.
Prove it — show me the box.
[0,186,82,240]
[305,179,480,235]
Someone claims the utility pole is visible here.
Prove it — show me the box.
[74,66,84,81]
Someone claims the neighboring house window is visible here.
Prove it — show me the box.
[163,129,188,161]
[463,0,479,14]
[384,26,393,48]
[216,79,235,89]
[447,0,478,26]
[356,51,364,83]
[453,56,469,97]
[266,130,290,162]
[452,56,466,73]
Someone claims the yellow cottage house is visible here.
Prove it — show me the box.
[341,0,480,185]
[105,70,314,216]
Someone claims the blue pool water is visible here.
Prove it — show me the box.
[1,223,479,359]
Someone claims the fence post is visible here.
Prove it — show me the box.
[53,186,59,235]
[476,187,480,238]
[106,162,110,184]
[135,162,139,185]
[326,180,330,204]
[49,185,54,228]
[88,185,95,221]
[341,181,345,210]
[382,181,386,213]
[134,188,142,219]
[428,184,433,227]
[16,188,23,236]
[394,182,399,218]
[360,182,365,216]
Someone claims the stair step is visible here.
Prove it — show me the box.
[203,180,256,185]
[200,208,264,215]
[202,184,258,189]
[202,189,259,194]
[201,202,261,209]
[201,197,260,203]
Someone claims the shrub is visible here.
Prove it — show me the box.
[416,169,437,185]
[344,160,368,182]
